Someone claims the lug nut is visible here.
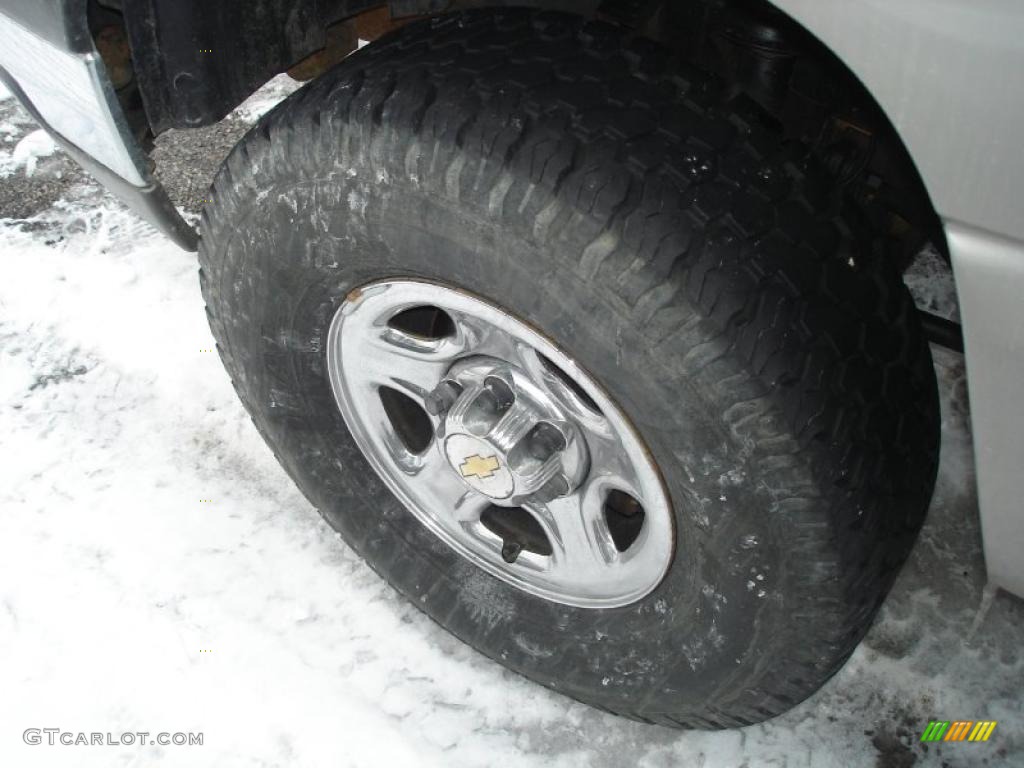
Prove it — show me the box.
[501,541,523,564]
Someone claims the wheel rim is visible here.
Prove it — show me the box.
[326,279,674,608]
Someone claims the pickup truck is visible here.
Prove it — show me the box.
[2,0,1021,729]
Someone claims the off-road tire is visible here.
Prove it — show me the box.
[197,9,940,727]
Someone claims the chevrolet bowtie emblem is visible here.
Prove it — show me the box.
[459,454,501,480]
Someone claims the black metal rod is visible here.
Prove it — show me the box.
[919,310,964,353]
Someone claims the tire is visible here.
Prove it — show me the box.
[198,9,940,727]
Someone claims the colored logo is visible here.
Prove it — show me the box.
[459,454,501,480]
[921,721,997,742]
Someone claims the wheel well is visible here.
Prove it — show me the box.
[637,0,947,264]
[92,0,946,261]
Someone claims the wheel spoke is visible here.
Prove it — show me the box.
[452,489,490,524]
[396,444,489,524]
[448,309,516,361]
[363,327,464,401]
[515,344,613,428]
[527,489,618,575]
[584,429,642,492]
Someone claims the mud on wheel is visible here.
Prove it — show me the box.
[198,10,940,727]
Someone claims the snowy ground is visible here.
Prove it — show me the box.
[0,77,1021,768]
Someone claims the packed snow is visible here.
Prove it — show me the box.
[2,129,57,178]
[0,78,1021,768]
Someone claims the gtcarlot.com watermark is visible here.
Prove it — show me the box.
[23,729,203,747]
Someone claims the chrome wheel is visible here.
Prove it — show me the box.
[326,279,673,608]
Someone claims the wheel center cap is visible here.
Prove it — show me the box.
[431,357,590,505]
[444,433,515,499]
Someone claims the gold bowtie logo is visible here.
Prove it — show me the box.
[459,454,501,480]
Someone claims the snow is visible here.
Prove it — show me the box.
[906,245,961,323]
[229,74,303,123]
[1,128,55,177]
[12,129,57,175]
[1,82,1022,768]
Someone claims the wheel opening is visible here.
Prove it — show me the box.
[378,386,433,454]
[387,305,455,340]
[538,353,602,414]
[481,506,553,558]
[525,422,567,461]
[604,489,645,552]
[507,421,573,481]
[508,421,567,475]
